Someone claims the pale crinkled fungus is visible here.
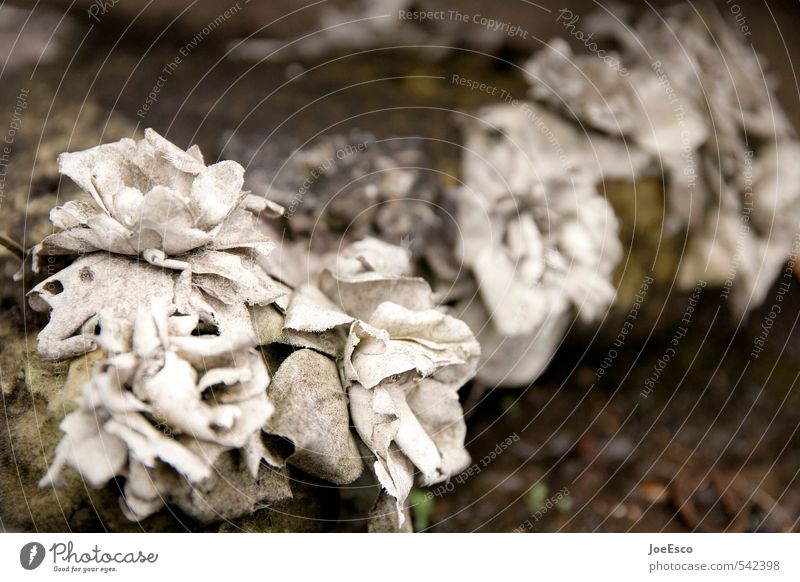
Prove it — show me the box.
[524,5,800,313]
[27,130,288,360]
[28,249,285,361]
[344,305,478,520]
[223,130,440,251]
[40,299,289,522]
[453,102,644,386]
[33,128,283,270]
[281,238,479,522]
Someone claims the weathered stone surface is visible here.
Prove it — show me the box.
[266,349,363,485]
[0,329,91,532]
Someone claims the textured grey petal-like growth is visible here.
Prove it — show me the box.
[40,300,283,522]
[221,130,442,253]
[525,5,800,313]
[283,238,479,523]
[28,250,285,361]
[28,254,175,361]
[282,284,353,357]
[319,237,435,321]
[343,303,478,515]
[121,450,292,523]
[455,102,631,387]
[28,130,287,362]
[32,128,282,271]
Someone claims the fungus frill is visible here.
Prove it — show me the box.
[27,130,287,361]
[223,130,440,250]
[32,128,283,271]
[524,5,800,313]
[40,300,289,522]
[281,238,480,521]
[452,102,642,387]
